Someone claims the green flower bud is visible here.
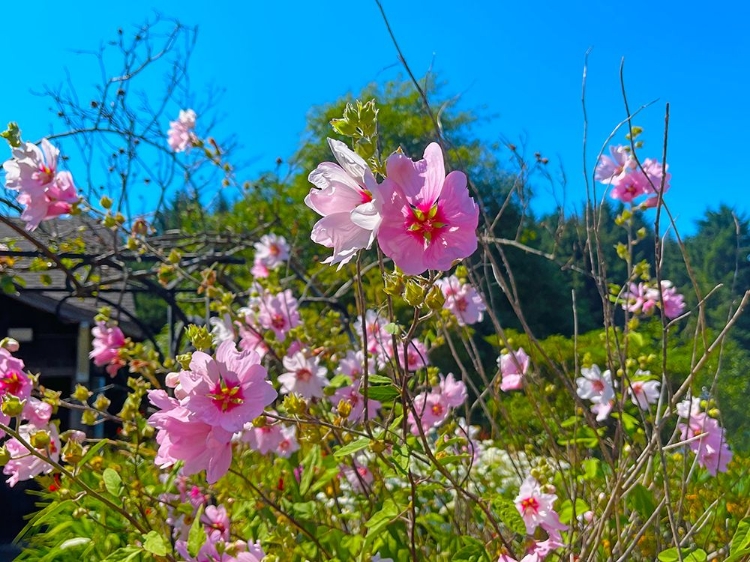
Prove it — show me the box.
[73,384,92,403]
[93,394,111,411]
[30,430,51,449]
[1,395,25,417]
[62,440,84,464]
[425,284,446,311]
[403,281,425,307]
[0,446,10,466]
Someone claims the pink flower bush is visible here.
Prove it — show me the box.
[90,321,126,377]
[167,109,197,152]
[336,349,375,380]
[377,143,479,274]
[242,418,299,458]
[436,275,486,325]
[256,289,301,342]
[383,338,430,372]
[305,138,382,267]
[3,139,79,230]
[498,347,530,392]
[677,397,733,476]
[279,351,328,399]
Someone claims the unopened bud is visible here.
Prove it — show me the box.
[93,394,111,411]
[73,384,92,403]
[100,196,113,209]
[337,399,352,419]
[1,395,25,417]
[0,446,10,465]
[0,337,19,352]
[62,440,84,464]
[30,430,51,449]
[283,394,307,416]
[403,281,425,307]
[425,284,446,311]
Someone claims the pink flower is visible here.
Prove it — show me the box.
[279,351,328,399]
[256,289,300,342]
[336,350,375,381]
[0,347,31,400]
[628,374,660,409]
[341,461,374,493]
[177,340,277,433]
[332,379,381,422]
[498,347,530,392]
[276,425,299,458]
[354,309,389,356]
[210,314,236,345]
[384,338,430,372]
[167,109,197,152]
[594,145,634,186]
[3,423,60,487]
[408,391,450,435]
[677,398,733,476]
[576,365,614,404]
[242,417,283,455]
[203,504,231,541]
[646,280,685,319]
[609,170,649,203]
[377,143,479,275]
[640,158,671,207]
[514,475,568,536]
[148,390,235,484]
[437,275,486,325]
[305,138,382,267]
[439,373,467,408]
[3,139,79,230]
[3,139,59,192]
[90,322,126,377]
[254,234,290,271]
[621,282,657,315]
[22,397,53,426]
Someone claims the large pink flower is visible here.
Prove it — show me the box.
[377,143,479,275]
[514,476,568,536]
[436,275,486,325]
[178,340,277,433]
[306,138,382,267]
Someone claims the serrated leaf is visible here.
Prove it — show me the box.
[142,531,168,556]
[492,497,526,536]
[334,437,370,459]
[188,505,206,557]
[102,468,122,496]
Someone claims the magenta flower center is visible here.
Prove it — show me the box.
[269,244,280,256]
[632,382,643,394]
[0,371,24,396]
[209,380,245,412]
[591,380,605,393]
[37,164,54,185]
[456,297,468,312]
[296,368,312,382]
[431,403,444,416]
[406,203,448,243]
[360,189,373,204]
[520,496,540,515]
[271,314,287,330]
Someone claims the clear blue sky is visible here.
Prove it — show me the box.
[1,1,748,234]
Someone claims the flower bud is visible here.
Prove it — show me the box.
[93,394,111,411]
[99,196,113,209]
[1,395,25,417]
[0,446,10,466]
[73,384,92,403]
[337,399,352,419]
[62,440,84,464]
[283,394,307,416]
[81,410,98,426]
[30,430,51,449]
[0,337,19,352]
[403,281,425,307]
[425,284,446,311]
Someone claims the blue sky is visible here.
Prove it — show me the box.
[1,1,748,234]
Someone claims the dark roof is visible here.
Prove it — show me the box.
[0,216,144,337]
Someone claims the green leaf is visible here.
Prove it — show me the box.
[188,505,206,557]
[731,518,750,553]
[334,437,370,459]
[143,530,168,556]
[364,385,401,402]
[300,445,321,496]
[558,498,589,525]
[102,468,122,496]
[366,374,393,385]
[364,499,400,550]
[628,484,656,520]
[103,547,143,561]
[657,548,707,562]
[492,497,526,536]
[60,537,91,550]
